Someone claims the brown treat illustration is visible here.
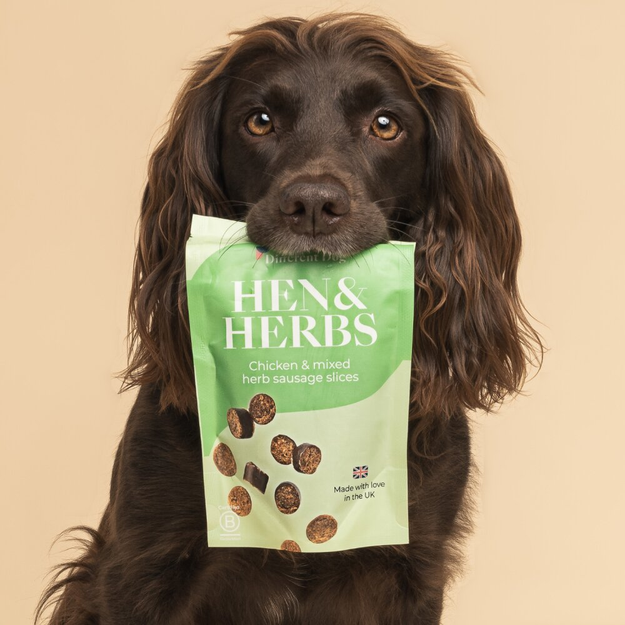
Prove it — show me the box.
[228,486,252,516]
[280,540,301,552]
[271,435,296,465]
[274,482,301,514]
[306,514,338,543]
[243,461,269,494]
[293,443,322,474]
[212,442,236,477]
[248,393,276,424]
[227,407,255,439]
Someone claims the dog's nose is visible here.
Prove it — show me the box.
[279,181,350,236]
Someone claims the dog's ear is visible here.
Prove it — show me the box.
[407,58,543,424]
[117,49,242,414]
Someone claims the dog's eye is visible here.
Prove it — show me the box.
[245,111,274,136]
[370,114,401,140]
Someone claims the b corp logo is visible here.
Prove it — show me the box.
[219,510,240,533]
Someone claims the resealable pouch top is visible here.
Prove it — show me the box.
[185,214,415,553]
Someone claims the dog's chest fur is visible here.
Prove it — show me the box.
[93,383,471,624]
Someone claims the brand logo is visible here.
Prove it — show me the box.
[255,246,268,261]
[219,509,241,540]
[253,246,346,265]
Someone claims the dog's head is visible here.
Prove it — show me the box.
[219,42,427,258]
[120,12,542,420]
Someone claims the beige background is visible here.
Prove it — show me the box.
[2,1,624,623]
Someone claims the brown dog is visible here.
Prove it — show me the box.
[37,11,542,625]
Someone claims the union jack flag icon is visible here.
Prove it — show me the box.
[353,465,368,479]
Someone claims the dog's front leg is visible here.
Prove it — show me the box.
[296,548,445,625]
[97,384,302,624]
[296,414,471,625]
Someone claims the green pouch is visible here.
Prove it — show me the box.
[185,215,415,552]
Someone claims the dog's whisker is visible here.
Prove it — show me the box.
[387,219,426,232]
[218,231,249,259]
[386,240,412,264]
[385,221,414,234]
[372,195,404,205]
[359,249,371,272]
[262,170,280,181]
[378,206,417,219]
[217,217,248,250]
[389,221,415,233]
[212,199,256,209]
[386,227,416,241]
[378,205,414,214]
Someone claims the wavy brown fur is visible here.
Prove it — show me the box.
[36,11,542,625]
